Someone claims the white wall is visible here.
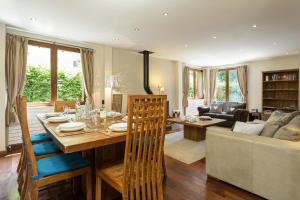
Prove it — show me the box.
[0,23,6,152]
[112,48,179,114]
[247,55,300,111]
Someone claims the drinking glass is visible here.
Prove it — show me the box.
[63,105,69,116]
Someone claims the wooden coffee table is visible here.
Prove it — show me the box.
[167,118,225,141]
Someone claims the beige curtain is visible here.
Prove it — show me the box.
[81,48,94,104]
[209,69,218,104]
[237,65,248,104]
[194,70,204,99]
[5,34,28,125]
[202,69,209,106]
[182,67,190,115]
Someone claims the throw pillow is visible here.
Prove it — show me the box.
[267,111,286,123]
[233,121,265,135]
[210,102,223,113]
[261,111,299,137]
[260,123,281,137]
[273,115,300,142]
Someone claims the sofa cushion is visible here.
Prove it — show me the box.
[203,113,219,118]
[224,102,246,114]
[210,102,224,113]
[217,113,234,121]
[233,121,265,135]
[273,115,300,142]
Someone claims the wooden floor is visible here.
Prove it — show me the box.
[0,153,264,200]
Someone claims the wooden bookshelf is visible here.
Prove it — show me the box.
[262,69,299,112]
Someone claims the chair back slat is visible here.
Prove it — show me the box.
[112,94,123,113]
[54,100,76,112]
[16,95,38,177]
[123,95,167,200]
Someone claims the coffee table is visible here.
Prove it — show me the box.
[167,117,226,141]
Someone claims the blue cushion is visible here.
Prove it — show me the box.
[33,141,60,156]
[32,153,89,180]
[30,132,51,143]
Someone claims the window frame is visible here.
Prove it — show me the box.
[27,40,81,106]
[215,67,242,102]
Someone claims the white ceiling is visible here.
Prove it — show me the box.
[1,0,300,66]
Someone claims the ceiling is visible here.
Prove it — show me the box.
[1,0,300,66]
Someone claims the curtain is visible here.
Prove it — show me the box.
[237,65,248,104]
[182,66,190,115]
[194,70,204,99]
[5,34,28,125]
[209,69,218,105]
[80,48,94,104]
[202,69,209,106]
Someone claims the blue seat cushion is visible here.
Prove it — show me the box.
[30,132,51,143]
[32,153,89,180]
[33,141,60,156]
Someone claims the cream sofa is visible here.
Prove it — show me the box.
[206,126,300,200]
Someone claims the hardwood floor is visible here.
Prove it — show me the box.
[0,153,263,200]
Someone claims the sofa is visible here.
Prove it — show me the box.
[197,101,249,127]
[206,126,300,200]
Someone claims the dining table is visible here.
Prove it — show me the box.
[36,113,128,199]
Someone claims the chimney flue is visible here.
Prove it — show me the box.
[139,50,153,94]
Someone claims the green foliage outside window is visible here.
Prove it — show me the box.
[23,66,83,102]
[216,71,226,101]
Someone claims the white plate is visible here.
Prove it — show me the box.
[109,122,127,132]
[47,116,69,123]
[58,122,86,132]
[106,111,122,118]
[68,109,76,114]
[45,112,61,118]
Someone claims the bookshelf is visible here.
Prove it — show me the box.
[262,69,299,112]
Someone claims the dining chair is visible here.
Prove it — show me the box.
[15,96,62,199]
[112,94,123,113]
[96,95,167,200]
[17,96,92,200]
[54,100,76,112]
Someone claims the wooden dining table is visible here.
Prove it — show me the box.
[36,113,128,199]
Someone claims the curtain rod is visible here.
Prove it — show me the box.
[6,31,93,51]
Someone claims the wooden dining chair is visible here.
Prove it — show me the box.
[96,95,167,200]
[17,96,92,200]
[112,94,123,113]
[54,100,76,112]
[15,96,62,199]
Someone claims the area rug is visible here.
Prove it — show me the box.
[164,131,206,164]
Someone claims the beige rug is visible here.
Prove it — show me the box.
[164,131,206,164]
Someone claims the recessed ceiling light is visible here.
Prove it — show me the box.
[163,12,168,16]
[134,27,140,31]
[29,17,37,22]
[212,36,217,39]
[252,24,257,28]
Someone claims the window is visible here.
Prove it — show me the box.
[188,70,195,98]
[57,50,83,101]
[215,69,243,102]
[188,69,204,99]
[23,41,83,105]
[24,45,51,103]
